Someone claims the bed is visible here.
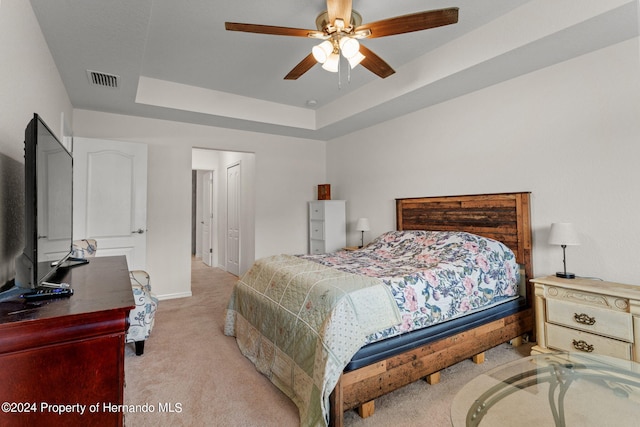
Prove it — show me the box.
[225,192,533,427]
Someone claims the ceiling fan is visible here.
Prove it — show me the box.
[225,0,459,80]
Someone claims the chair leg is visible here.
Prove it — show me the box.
[134,340,145,356]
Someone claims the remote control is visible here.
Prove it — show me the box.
[21,287,74,301]
[40,281,71,289]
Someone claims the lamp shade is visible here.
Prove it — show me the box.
[548,223,580,246]
[339,37,360,58]
[347,51,365,69]
[312,40,333,64]
[356,218,370,232]
[322,52,340,72]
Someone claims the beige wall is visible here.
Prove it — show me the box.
[0,0,73,287]
[328,37,640,285]
[72,110,326,298]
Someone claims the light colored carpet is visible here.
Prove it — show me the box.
[124,258,533,426]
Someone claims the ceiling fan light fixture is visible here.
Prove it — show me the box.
[339,37,359,58]
[322,52,340,72]
[226,6,459,80]
[312,40,333,63]
[347,51,365,69]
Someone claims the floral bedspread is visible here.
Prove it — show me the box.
[300,230,520,344]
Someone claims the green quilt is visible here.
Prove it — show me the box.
[225,254,401,427]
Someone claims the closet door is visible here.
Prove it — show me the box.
[226,163,240,275]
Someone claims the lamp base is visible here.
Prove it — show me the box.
[556,272,576,279]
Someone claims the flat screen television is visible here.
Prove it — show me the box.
[15,114,73,289]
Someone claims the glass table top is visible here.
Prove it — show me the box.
[451,352,640,427]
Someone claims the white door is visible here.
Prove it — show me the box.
[73,138,147,270]
[201,171,214,267]
[226,163,240,276]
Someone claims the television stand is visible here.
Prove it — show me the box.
[0,256,134,426]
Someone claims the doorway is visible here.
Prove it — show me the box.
[191,148,255,276]
[193,169,216,267]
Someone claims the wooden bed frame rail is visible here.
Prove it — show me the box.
[329,192,533,427]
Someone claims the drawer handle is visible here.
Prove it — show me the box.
[572,339,594,353]
[574,313,596,326]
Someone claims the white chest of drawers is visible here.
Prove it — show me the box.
[308,200,346,254]
[531,276,640,361]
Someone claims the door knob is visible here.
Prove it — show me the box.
[132,228,145,234]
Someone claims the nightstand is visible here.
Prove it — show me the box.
[531,276,640,361]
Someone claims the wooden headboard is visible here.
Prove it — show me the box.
[396,192,533,304]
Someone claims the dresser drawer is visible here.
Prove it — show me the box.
[546,323,632,360]
[310,240,325,255]
[309,203,324,220]
[546,298,632,341]
[310,221,324,240]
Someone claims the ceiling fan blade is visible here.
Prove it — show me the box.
[284,53,317,80]
[359,45,395,79]
[326,0,352,26]
[356,7,459,39]
[225,22,317,38]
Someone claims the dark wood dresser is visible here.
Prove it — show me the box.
[0,256,134,426]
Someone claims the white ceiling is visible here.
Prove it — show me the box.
[30,0,638,140]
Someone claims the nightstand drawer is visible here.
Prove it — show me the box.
[546,298,632,342]
[546,323,632,360]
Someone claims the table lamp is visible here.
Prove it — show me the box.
[548,222,580,279]
[355,218,370,248]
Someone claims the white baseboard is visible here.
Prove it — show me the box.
[156,291,192,301]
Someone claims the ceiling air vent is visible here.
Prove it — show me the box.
[87,70,119,88]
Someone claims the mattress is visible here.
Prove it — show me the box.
[345,295,526,371]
